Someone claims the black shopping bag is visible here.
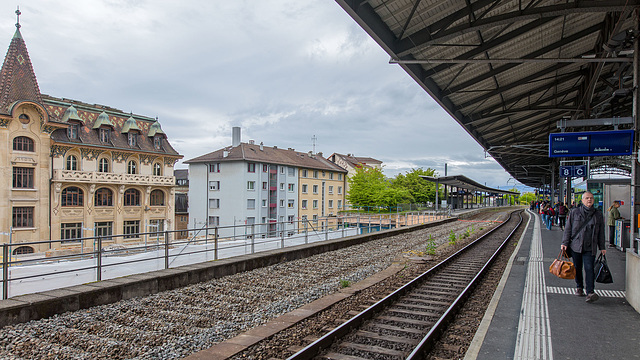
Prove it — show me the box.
[595,254,613,284]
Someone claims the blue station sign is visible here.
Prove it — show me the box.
[549,130,634,158]
[559,165,587,178]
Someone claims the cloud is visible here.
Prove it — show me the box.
[0,0,522,190]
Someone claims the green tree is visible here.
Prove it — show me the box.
[376,187,414,207]
[519,192,536,205]
[391,168,438,203]
[507,187,520,205]
[347,167,387,208]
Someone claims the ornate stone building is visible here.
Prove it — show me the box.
[0,18,181,254]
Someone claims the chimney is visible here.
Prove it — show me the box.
[260,142,264,151]
[249,140,255,145]
[232,127,241,147]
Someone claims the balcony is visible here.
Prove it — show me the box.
[53,170,175,186]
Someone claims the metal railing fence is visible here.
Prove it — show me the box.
[1,209,449,299]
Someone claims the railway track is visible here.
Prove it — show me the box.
[287,210,523,360]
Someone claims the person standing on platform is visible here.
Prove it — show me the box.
[557,202,568,230]
[561,191,606,302]
[541,202,549,229]
[607,201,622,248]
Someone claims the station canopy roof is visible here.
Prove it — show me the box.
[336,0,639,188]
[420,175,519,195]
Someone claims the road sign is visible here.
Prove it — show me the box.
[549,130,634,157]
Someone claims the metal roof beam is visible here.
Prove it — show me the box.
[484,110,569,143]
[470,104,577,124]
[556,117,633,129]
[446,24,601,94]
[419,17,556,79]
[397,1,640,55]
[475,110,551,136]
[456,62,572,109]
[396,0,501,56]
[465,71,590,124]
[392,57,632,64]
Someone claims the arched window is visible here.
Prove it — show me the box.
[13,246,34,255]
[127,160,137,174]
[124,188,140,206]
[94,188,113,206]
[153,163,162,176]
[66,155,78,171]
[150,190,165,206]
[61,186,84,206]
[13,136,34,152]
[98,158,110,173]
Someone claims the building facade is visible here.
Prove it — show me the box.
[174,169,189,239]
[1,21,181,254]
[327,153,383,206]
[185,129,347,239]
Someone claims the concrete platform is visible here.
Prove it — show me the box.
[467,209,640,360]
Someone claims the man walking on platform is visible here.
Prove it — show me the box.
[561,191,606,302]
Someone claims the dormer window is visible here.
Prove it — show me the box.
[128,133,137,147]
[154,135,162,150]
[99,128,110,143]
[67,124,79,140]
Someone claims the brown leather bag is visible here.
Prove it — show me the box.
[549,250,576,279]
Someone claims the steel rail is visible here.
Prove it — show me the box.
[287,210,522,360]
[406,210,523,359]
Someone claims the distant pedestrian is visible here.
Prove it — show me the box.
[541,202,549,229]
[546,203,555,230]
[607,201,622,247]
[561,191,606,302]
[557,202,568,230]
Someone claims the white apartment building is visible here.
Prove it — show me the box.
[186,128,346,239]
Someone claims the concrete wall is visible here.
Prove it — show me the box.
[626,250,640,313]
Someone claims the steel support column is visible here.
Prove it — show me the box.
[632,12,640,252]
[551,163,556,205]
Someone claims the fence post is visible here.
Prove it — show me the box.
[2,244,8,300]
[368,215,371,233]
[96,236,102,282]
[164,231,170,269]
[251,224,255,253]
[214,226,218,260]
[304,221,308,244]
[280,222,285,248]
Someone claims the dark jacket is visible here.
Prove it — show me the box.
[562,204,605,255]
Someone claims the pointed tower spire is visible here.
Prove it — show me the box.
[0,8,43,114]
[14,7,22,39]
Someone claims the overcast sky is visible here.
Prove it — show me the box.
[1,1,528,191]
